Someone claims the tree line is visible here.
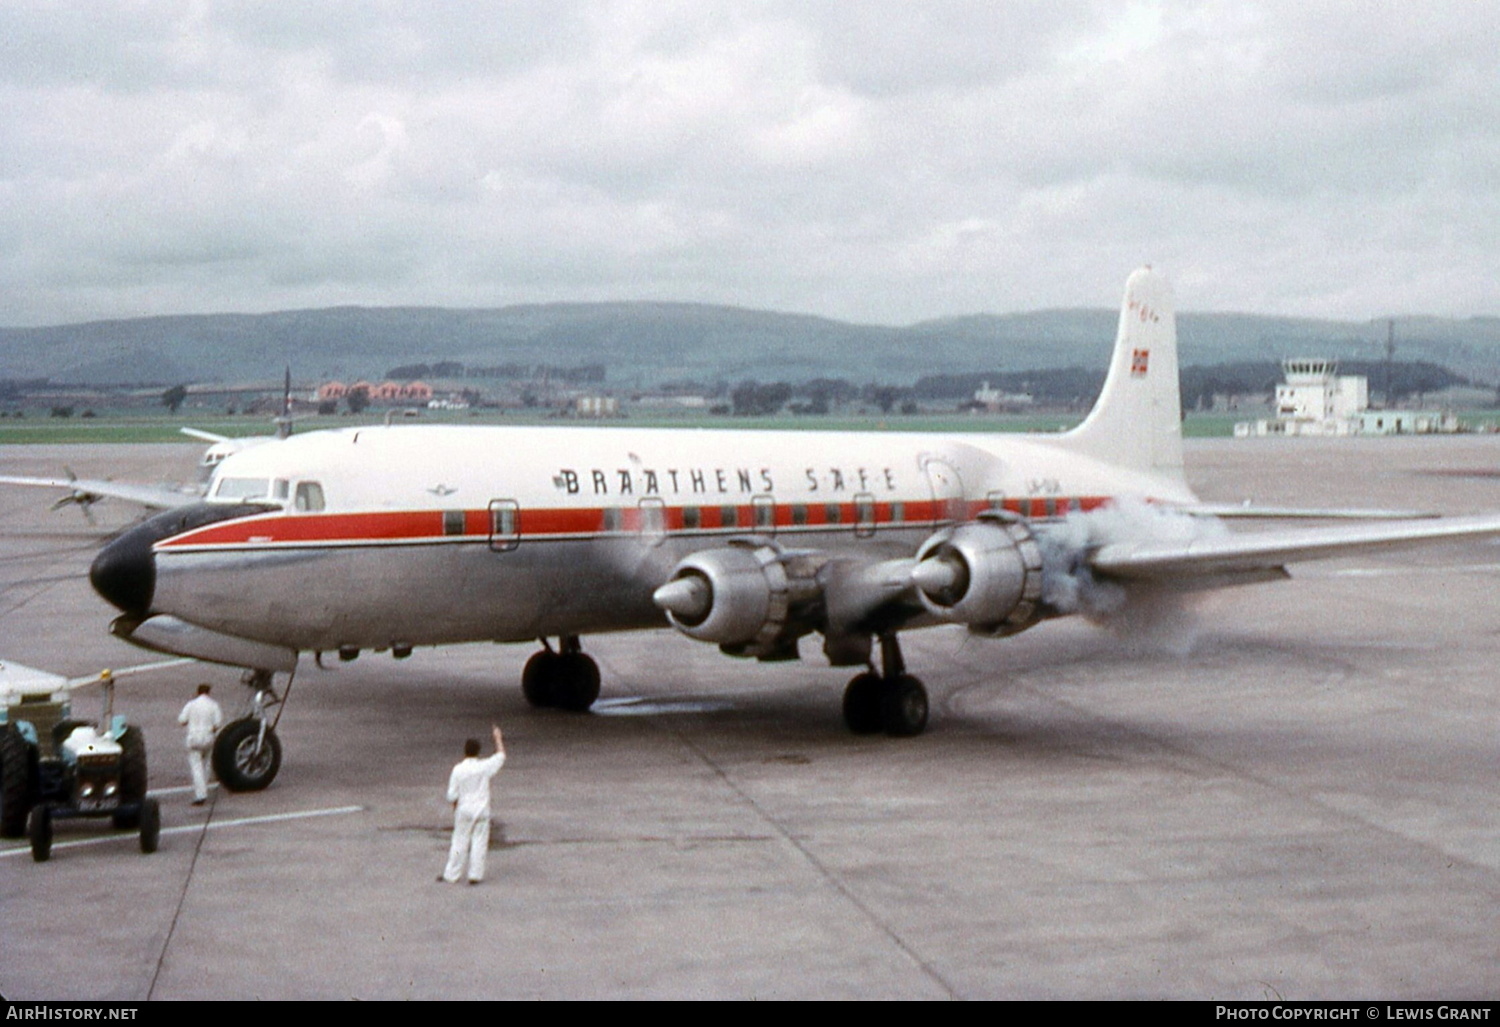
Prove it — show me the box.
[385,362,606,383]
[720,361,1472,416]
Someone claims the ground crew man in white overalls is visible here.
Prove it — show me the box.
[441,724,506,884]
[178,683,223,805]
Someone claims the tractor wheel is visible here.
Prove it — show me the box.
[28,804,52,862]
[0,724,32,839]
[138,798,161,854]
[112,726,147,829]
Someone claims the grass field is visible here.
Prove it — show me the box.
[0,409,1493,445]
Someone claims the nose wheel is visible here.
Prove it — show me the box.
[841,633,928,737]
[211,668,287,792]
[213,717,283,791]
[521,636,600,712]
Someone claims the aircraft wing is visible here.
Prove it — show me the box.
[0,474,200,511]
[1180,502,1437,520]
[1090,513,1500,581]
[64,657,196,690]
[179,428,230,444]
[0,657,194,701]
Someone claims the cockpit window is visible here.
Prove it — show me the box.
[214,477,276,501]
[294,482,326,512]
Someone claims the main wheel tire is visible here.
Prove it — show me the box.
[881,674,929,738]
[212,719,282,792]
[551,653,600,713]
[521,650,560,708]
[138,798,161,854]
[0,724,32,839]
[112,726,147,829]
[842,672,885,735]
[28,804,52,863]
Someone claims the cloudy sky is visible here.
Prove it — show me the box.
[2,1,1497,328]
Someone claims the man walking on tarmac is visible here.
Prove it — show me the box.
[441,723,506,885]
[179,683,223,805]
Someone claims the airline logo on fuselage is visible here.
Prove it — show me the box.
[552,465,902,497]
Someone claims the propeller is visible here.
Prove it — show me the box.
[48,467,101,524]
[652,575,711,621]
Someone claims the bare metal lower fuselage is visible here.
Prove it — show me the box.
[150,525,938,652]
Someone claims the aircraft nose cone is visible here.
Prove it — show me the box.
[90,530,156,617]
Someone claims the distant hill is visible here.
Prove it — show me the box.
[3,303,1499,387]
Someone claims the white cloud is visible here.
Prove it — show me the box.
[0,1,1497,326]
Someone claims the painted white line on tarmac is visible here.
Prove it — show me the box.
[148,784,214,798]
[0,804,364,859]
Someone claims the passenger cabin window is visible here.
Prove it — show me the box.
[294,482,325,512]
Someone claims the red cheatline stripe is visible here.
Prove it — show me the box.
[156,496,1119,549]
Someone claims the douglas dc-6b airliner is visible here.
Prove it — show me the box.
[72,268,1500,792]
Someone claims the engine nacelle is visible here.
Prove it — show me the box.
[653,544,810,658]
[911,518,1044,637]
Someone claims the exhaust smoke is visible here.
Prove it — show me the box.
[1035,500,1227,656]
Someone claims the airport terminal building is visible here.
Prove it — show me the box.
[1235,358,1458,437]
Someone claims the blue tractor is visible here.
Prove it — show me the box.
[0,662,161,862]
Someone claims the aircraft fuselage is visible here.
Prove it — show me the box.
[95,424,1188,655]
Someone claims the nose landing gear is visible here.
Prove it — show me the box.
[212,668,287,792]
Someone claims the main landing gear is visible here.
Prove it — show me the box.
[212,669,286,792]
[521,636,600,713]
[842,633,929,738]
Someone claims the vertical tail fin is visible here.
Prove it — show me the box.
[1058,267,1185,483]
